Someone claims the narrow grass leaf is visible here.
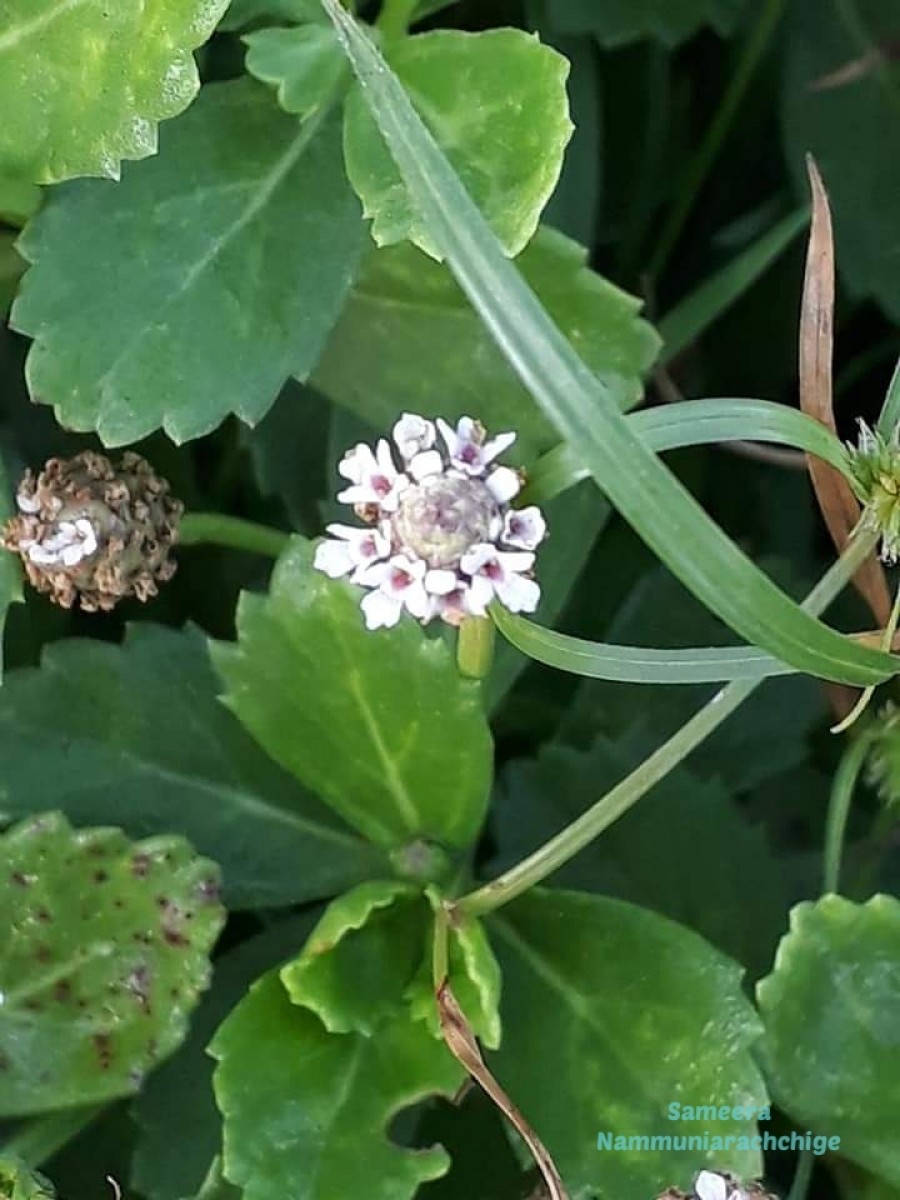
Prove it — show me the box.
[525,397,851,503]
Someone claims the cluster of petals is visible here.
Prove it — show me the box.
[15,486,98,568]
[314,412,547,630]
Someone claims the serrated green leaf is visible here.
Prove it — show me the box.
[782,0,900,321]
[12,79,365,446]
[0,0,228,183]
[0,623,384,908]
[0,811,224,1117]
[133,913,321,1200]
[320,0,900,686]
[490,889,767,1200]
[491,735,789,979]
[281,880,427,1035]
[212,537,493,851]
[543,0,749,46]
[245,24,347,118]
[211,972,463,1200]
[313,227,659,464]
[342,29,573,259]
[757,894,900,1187]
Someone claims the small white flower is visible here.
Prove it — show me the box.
[337,440,408,512]
[693,1173,749,1200]
[15,489,41,515]
[26,517,98,568]
[393,413,436,461]
[436,585,486,625]
[313,524,390,579]
[460,544,540,614]
[315,412,547,629]
[408,449,443,482]
[438,416,517,476]
[358,554,431,628]
[502,506,546,550]
[485,465,521,504]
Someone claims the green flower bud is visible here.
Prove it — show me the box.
[845,421,900,561]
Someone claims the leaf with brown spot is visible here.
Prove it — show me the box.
[0,811,224,1117]
[800,156,890,625]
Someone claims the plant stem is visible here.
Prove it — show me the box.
[823,732,874,892]
[179,513,291,559]
[457,616,495,679]
[649,0,787,278]
[454,529,880,918]
[432,901,449,987]
[377,0,419,38]
[1,1105,105,1168]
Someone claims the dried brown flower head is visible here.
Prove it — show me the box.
[1,451,182,612]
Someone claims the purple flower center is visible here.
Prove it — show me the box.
[393,475,497,568]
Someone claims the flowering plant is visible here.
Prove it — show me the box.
[0,2,897,1200]
[315,412,545,628]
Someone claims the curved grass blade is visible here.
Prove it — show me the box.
[490,602,789,683]
[321,0,897,687]
[524,397,851,502]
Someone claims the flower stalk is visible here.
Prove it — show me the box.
[456,615,495,679]
[179,513,290,559]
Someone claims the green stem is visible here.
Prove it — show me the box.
[432,902,449,988]
[823,732,875,892]
[1,1106,105,1168]
[377,0,419,39]
[787,1147,815,1200]
[179,513,291,559]
[457,616,496,679]
[454,529,879,918]
[648,0,787,277]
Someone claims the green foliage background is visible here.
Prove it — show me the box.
[0,2,898,1200]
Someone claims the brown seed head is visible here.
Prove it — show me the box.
[1,451,182,611]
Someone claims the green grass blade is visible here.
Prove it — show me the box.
[526,397,849,501]
[658,208,809,364]
[321,0,897,687]
[491,603,790,683]
[876,353,900,438]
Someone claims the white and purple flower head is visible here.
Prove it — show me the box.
[314,413,547,630]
